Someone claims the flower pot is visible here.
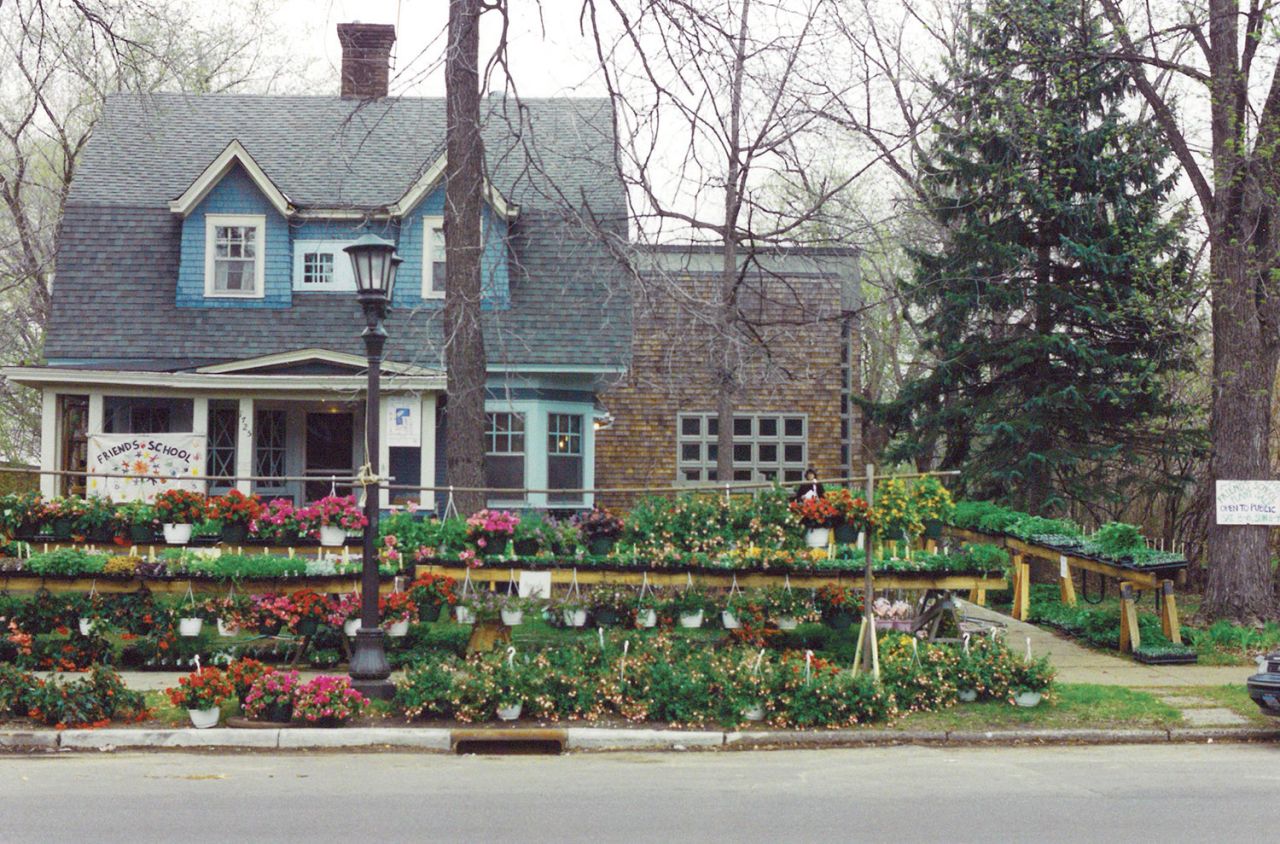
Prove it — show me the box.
[220,523,250,545]
[958,689,978,703]
[178,617,203,637]
[678,610,704,629]
[833,524,860,544]
[743,704,765,722]
[419,603,443,623]
[344,619,362,637]
[637,608,657,629]
[78,618,95,636]
[259,619,283,636]
[500,608,524,627]
[824,611,855,631]
[497,702,523,721]
[1014,691,1043,708]
[129,523,156,543]
[217,619,239,637]
[188,707,220,729]
[775,617,798,631]
[91,525,116,543]
[51,518,74,540]
[319,525,346,547]
[263,701,293,724]
[163,523,193,545]
[387,619,410,637]
[923,519,944,540]
[563,608,588,628]
[593,607,621,627]
[804,527,830,548]
[297,618,320,638]
[721,611,741,630]
[587,535,616,556]
[455,606,476,625]
[512,538,540,557]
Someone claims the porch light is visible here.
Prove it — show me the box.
[344,233,402,299]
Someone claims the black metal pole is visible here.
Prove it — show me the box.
[349,294,394,700]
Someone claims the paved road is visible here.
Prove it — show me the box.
[4,744,1280,843]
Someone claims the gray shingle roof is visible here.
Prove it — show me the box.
[47,92,631,371]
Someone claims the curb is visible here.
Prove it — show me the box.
[3,726,1278,753]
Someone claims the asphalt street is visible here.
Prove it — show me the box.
[3,744,1280,843]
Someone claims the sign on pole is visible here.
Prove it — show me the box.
[1215,480,1280,525]
[87,434,207,503]
[385,399,420,448]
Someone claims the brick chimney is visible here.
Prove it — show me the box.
[337,23,396,99]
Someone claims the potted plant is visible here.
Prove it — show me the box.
[814,584,862,630]
[154,489,206,545]
[293,675,366,726]
[556,593,588,628]
[46,497,85,541]
[588,584,632,627]
[379,591,417,637]
[298,495,366,547]
[493,659,528,721]
[464,509,519,557]
[764,587,811,630]
[871,597,916,632]
[497,592,537,627]
[120,501,159,543]
[291,589,334,638]
[789,496,838,548]
[635,589,660,629]
[573,507,625,556]
[721,590,758,630]
[207,490,262,546]
[668,586,711,629]
[77,592,104,637]
[911,476,954,540]
[165,666,234,729]
[872,477,924,550]
[254,498,300,545]
[511,513,548,557]
[546,518,582,557]
[77,496,120,543]
[408,573,456,623]
[1010,655,1054,707]
[242,669,301,723]
[225,657,273,702]
[454,595,477,625]
[825,489,874,545]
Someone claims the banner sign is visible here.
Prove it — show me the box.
[1215,480,1280,525]
[87,434,207,503]
[386,399,420,448]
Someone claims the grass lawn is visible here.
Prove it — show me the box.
[894,683,1184,732]
[1181,685,1279,728]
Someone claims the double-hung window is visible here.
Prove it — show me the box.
[205,214,265,298]
[484,412,525,498]
[423,216,446,299]
[547,413,584,503]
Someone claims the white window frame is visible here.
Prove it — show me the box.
[675,412,808,485]
[204,213,266,299]
[292,239,357,292]
[422,215,445,299]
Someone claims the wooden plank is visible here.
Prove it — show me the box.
[0,574,393,595]
[1161,580,1182,644]
[1003,538,1160,589]
[1118,581,1141,653]
[415,565,1005,593]
[1059,556,1077,607]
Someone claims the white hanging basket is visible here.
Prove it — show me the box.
[743,704,765,722]
[804,527,830,548]
[217,619,239,637]
[775,617,798,631]
[163,523,193,545]
[319,525,347,547]
[721,611,741,630]
[178,617,203,637]
[678,610,704,629]
[500,608,524,627]
[78,618,95,636]
[497,702,523,721]
[636,608,657,629]
[455,606,476,625]
[563,608,587,628]
[386,619,410,637]
[187,707,220,729]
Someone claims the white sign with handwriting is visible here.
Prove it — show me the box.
[1216,480,1280,525]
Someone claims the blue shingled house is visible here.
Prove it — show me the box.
[5,24,630,510]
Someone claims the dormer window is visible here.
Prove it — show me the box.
[205,214,265,298]
[422,215,445,299]
[292,240,356,292]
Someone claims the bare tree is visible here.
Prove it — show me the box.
[0,0,303,461]
[442,0,489,514]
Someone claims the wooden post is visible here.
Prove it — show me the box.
[1118,581,1141,653]
[1010,553,1030,620]
[966,584,987,606]
[1058,554,1077,607]
[1160,580,1181,644]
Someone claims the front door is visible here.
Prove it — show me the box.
[305,412,354,501]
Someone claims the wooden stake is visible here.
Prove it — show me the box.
[1160,580,1181,644]
[1058,555,1077,607]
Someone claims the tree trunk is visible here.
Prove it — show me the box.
[443,0,488,516]
[1203,239,1278,621]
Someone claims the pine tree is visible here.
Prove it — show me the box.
[881,0,1201,514]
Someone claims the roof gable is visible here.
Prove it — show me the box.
[169,140,293,217]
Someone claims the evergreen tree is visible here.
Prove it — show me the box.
[880,0,1202,514]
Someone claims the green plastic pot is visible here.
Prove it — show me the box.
[588,536,616,556]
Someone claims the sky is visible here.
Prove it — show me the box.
[278,0,609,98]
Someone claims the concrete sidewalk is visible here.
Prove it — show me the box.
[958,601,1252,687]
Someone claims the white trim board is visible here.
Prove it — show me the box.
[170,141,294,218]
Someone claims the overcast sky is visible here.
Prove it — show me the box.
[280,0,609,98]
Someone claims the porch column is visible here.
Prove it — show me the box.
[192,397,209,492]
[419,393,437,510]
[235,398,254,494]
[39,389,57,497]
[526,408,549,509]
[86,392,103,437]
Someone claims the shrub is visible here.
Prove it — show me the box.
[27,666,146,727]
[394,658,458,720]
[0,663,36,716]
[293,675,366,725]
[165,667,234,710]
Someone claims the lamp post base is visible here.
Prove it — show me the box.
[348,627,395,701]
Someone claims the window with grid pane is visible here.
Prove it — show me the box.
[255,409,286,488]
[484,412,525,497]
[302,252,334,286]
[205,214,264,297]
[206,404,238,485]
[547,413,583,503]
[675,412,807,484]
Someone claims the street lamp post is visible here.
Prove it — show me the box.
[344,233,403,701]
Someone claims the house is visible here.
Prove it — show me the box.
[3,23,631,511]
[595,244,860,505]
